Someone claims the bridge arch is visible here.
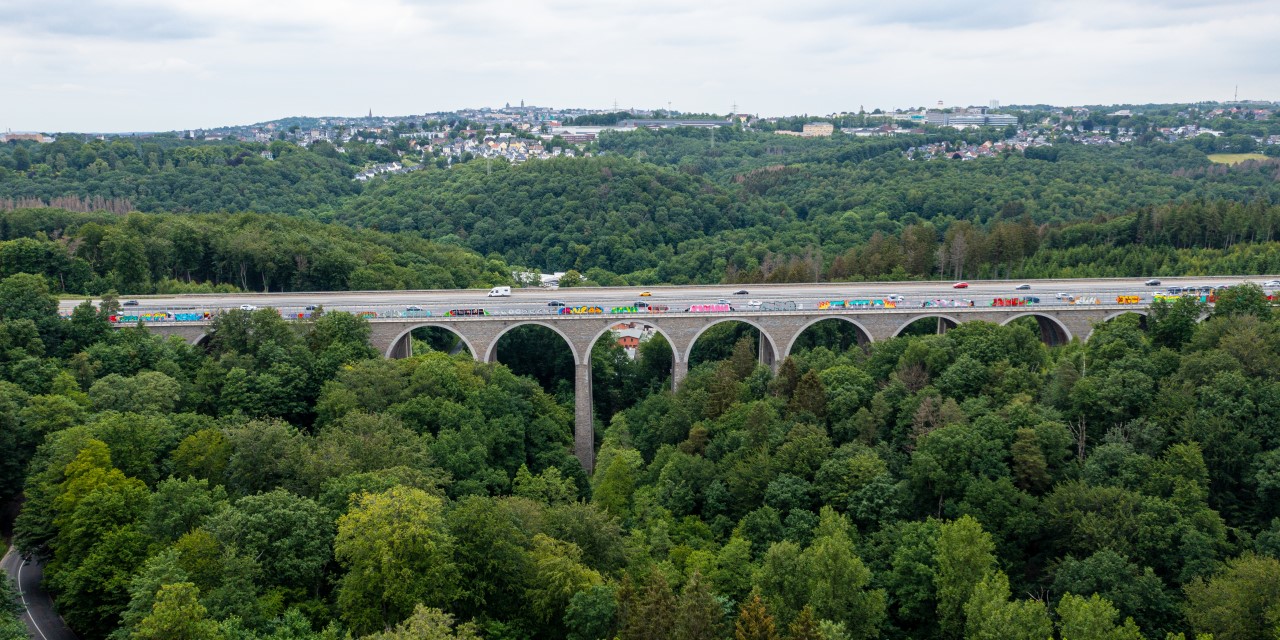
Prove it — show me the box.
[999,312,1072,346]
[586,320,679,364]
[684,317,781,366]
[783,316,874,358]
[383,323,478,360]
[892,314,962,338]
[486,320,582,364]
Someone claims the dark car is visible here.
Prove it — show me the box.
[1015,284,1031,290]
[1145,279,1161,286]
[733,289,749,295]
[122,300,139,306]
[547,300,565,307]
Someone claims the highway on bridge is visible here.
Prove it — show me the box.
[55,275,1278,315]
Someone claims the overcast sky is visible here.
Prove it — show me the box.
[2,0,1277,132]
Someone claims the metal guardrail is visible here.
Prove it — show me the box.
[93,298,1168,327]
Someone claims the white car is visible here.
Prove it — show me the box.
[239,304,257,311]
[887,294,906,302]
[1264,280,1280,288]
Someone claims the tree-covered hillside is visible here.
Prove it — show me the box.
[0,209,510,295]
[330,157,783,276]
[4,127,1280,289]
[2,271,1279,639]
[0,137,361,214]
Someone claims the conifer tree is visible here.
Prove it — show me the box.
[736,593,780,640]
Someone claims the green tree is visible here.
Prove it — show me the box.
[619,568,676,640]
[1183,553,1280,640]
[130,582,220,640]
[513,464,578,505]
[1010,427,1051,493]
[730,335,758,380]
[0,272,60,346]
[12,146,30,171]
[1147,296,1205,349]
[1055,593,1145,640]
[113,548,189,639]
[0,575,27,638]
[203,488,334,596]
[446,495,533,621]
[674,570,727,640]
[564,584,617,640]
[801,508,885,640]
[1051,550,1179,636]
[1212,283,1271,319]
[788,371,827,419]
[144,477,228,545]
[963,570,1053,640]
[0,382,33,503]
[334,486,459,635]
[525,534,604,631]
[933,515,996,639]
[359,604,481,640]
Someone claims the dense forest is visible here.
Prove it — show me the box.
[3,125,1280,293]
[0,209,510,295]
[2,272,1279,639]
[3,120,1280,639]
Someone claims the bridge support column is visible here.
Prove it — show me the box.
[758,332,777,372]
[574,362,595,472]
[389,333,413,359]
[672,359,688,391]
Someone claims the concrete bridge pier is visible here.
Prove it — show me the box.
[672,358,688,390]
[758,331,777,371]
[574,361,595,471]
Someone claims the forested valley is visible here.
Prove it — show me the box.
[1,272,1279,639]
[3,126,1280,295]
[2,122,1280,639]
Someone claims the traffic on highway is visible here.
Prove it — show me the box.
[56,276,1279,325]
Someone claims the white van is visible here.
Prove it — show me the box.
[487,286,512,297]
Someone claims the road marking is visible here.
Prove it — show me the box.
[16,556,51,640]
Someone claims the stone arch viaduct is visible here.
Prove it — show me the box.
[147,304,1151,471]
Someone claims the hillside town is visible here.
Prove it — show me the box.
[5,100,1278,175]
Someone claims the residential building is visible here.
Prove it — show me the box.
[802,122,834,136]
[925,112,1019,127]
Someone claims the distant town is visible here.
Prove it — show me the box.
[4,99,1277,178]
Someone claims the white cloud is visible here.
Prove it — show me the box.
[0,0,1276,131]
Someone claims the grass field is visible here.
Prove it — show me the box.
[1208,153,1270,164]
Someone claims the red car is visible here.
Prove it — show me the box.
[952,282,969,289]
